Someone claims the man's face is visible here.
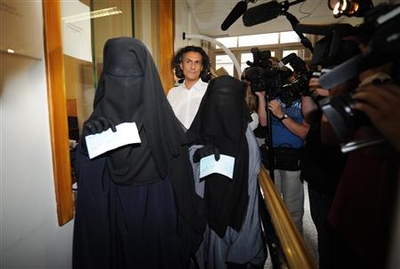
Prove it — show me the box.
[180,51,203,82]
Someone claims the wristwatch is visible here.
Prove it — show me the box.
[279,113,289,122]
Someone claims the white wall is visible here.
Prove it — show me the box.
[0,2,73,268]
[174,1,202,51]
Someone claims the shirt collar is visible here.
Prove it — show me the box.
[183,78,205,90]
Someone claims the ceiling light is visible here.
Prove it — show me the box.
[62,7,122,23]
[328,0,373,18]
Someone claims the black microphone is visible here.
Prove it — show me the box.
[242,1,282,27]
[221,1,248,31]
[295,23,356,36]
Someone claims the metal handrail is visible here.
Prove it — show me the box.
[258,164,317,269]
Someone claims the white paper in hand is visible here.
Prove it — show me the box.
[199,154,235,180]
[85,122,141,159]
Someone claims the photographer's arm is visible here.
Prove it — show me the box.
[320,114,342,145]
[302,77,329,124]
[255,91,268,126]
[301,95,317,125]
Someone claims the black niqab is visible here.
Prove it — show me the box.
[188,75,250,237]
[85,37,206,233]
[89,37,184,185]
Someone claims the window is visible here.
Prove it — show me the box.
[212,31,312,78]
[215,54,234,76]
[238,33,279,47]
[280,31,301,43]
[215,36,237,49]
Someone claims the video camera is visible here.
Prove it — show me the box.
[315,4,400,142]
[244,48,312,104]
[243,48,288,94]
[279,53,315,99]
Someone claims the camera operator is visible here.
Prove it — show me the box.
[325,63,399,269]
[300,75,349,269]
[254,57,311,234]
[353,78,400,269]
[320,13,400,264]
[241,67,260,132]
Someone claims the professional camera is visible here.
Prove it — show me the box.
[317,3,400,141]
[279,53,314,98]
[244,48,316,105]
[244,48,292,95]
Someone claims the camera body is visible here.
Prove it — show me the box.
[244,48,311,104]
[244,48,288,95]
[279,53,314,98]
[317,3,400,141]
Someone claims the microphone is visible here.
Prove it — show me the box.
[221,1,248,31]
[242,1,282,27]
[295,23,356,36]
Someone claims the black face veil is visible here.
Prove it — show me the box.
[188,75,251,236]
[88,37,186,185]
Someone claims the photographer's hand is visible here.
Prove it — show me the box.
[308,77,329,98]
[268,100,284,119]
[354,83,400,152]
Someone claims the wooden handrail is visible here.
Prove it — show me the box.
[258,164,317,269]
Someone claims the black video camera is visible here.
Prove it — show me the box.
[244,49,315,105]
[317,3,400,141]
[244,48,287,95]
[279,53,314,98]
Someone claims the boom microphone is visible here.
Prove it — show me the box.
[242,1,282,27]
[221,1,248,31]
[295,23,356,36]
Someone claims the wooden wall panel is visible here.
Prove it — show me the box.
[159,0,175,94]
[43,1,74,226]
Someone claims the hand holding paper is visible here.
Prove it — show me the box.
[85,122,141,159]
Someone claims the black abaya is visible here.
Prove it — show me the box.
[72,37,206,269]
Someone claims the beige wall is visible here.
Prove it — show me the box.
[1,1,74,267]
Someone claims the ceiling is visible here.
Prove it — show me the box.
[185,0,372,37]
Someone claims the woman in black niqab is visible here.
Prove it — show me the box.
[187,75,267,268]
[187,75,250,237]
[72,37,206,269]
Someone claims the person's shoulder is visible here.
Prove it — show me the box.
[199,79,209,85]
[167,84,183,94]
[196,79,209,89]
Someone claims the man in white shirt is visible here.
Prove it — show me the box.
[167,46,211,129]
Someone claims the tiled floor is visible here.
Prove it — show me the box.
[264,181,319,268]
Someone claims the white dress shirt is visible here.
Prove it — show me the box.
[167,79,208,129]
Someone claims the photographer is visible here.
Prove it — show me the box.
[326,65,399,269]
[353,81,400,269]
[318,5,400,266]
[253,56,310,234]
[301,76,348,269]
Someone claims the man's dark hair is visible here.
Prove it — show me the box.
[172,45,211,82]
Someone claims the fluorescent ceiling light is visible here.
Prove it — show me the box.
[62,7,122,23]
